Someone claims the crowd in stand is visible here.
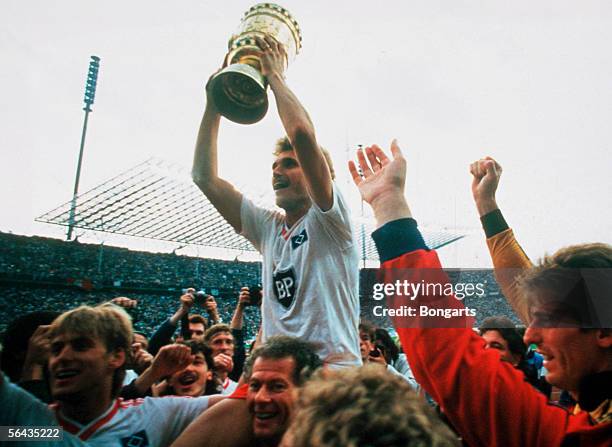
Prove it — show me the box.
[0,232,260,290]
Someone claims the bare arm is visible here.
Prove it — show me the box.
[258,36,333,211]
[192,86,244,233]
[171,398,254,447]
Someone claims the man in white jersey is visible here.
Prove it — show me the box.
[0,303,224,446]
[193,36,360,368]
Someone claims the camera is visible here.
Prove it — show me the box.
[183,289,208,306]
[193,291,209,306]
[247,285,262,307]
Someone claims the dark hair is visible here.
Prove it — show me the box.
[243,336,322,386]
[374,328,400,363]
[1,311,60,382]
[359,320,377,340]
[165,340,218,396]
[180,339,214,370]
[479,316,526,360]
[188,314,207,328]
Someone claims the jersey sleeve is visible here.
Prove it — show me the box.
[145,395,212,444]
[309,182,354,249]
[0,373,56,425]
[486,228,534,324]
[240,196,281,251]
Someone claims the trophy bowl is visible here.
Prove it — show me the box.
[208,3,302,124]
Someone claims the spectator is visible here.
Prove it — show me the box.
[205,324,238,395]
[165,340,218,397]
[282,364,459,446]
[374,327,418,387]
[360,321,417,388]
[479,316,526,366]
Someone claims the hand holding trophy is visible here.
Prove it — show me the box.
[207,3,302,124]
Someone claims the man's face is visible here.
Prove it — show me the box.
[359,330,375,361]
[208,331,234,357]
[482,330,519,365]
[272,151,309,211]
[167,352,211,397]
[524,315,607,392]
[48,332,123,402]
[189,323,206,341]
[133,333,149,351]
[247,357,297,445]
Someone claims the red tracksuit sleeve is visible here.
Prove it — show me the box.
[381,250,572,447]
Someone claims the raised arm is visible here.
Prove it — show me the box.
[470,157,533,324]
[192,76,244,233]
[257,36,333,211]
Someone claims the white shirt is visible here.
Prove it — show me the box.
[241,183,361,367]
[221,377,238,395]
[0,374,213,446]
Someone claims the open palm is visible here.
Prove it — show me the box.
[348,140,406,206]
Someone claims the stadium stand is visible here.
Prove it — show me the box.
[1,231,520,338]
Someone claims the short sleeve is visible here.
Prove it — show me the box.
[240,196,281,251]
[309,183,355,249]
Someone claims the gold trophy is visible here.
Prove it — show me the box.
[208,3,302,124]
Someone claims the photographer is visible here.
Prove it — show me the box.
[148,288,219,356]
[359,321,417,389]
[228,286,261,380]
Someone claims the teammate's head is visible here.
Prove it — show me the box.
[521,243,612,393]
[244,336,322,447]
[479,316,526,366]
[48,303,132,402]
[167,340,215,397]
[281,364,459,447]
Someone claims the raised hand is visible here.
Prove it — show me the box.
[22,325,52,380]
[213,352,234,374]
[348,140,412,227]
[255,36,287,79]
[111,296,138,309]
[151,344,193,379]
[469,156,502,216]
[132,343,153,373]
[180,289,195,311]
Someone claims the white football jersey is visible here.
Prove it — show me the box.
[0,375,213,447]
[241,183,361,367]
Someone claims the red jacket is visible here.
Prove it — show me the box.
[381,248,611,447]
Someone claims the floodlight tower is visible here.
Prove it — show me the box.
[67,55,100,240]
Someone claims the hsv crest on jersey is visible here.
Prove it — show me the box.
[290,229,308,249]
[121,430,149,447]
[273,267,297,309]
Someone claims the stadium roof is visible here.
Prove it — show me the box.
[37,158,464,260]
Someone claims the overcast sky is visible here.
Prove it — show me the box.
[1,0,610,267]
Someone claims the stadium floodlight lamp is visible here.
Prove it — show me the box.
[67,55,101,240]
[83,55,100,111]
